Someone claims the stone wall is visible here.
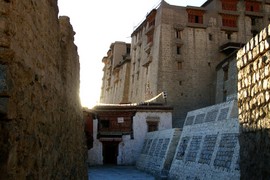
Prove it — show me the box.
[136,128,181,178]
[0,0,87,179]
[169,100,240,180]
[237,25,270,179]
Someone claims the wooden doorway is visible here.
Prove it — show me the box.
[102,141,119,165]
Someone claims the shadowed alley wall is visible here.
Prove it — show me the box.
[0,0,87,179]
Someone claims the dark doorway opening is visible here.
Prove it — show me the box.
[102,141,119,165]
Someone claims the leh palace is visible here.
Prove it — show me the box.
[87,0,270,179]
[1,0,270,179]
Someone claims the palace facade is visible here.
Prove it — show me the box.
[100,0,270,127]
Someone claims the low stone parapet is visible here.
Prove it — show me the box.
[169,100,240,180]
[136,128,181,178]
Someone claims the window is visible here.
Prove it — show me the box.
[131,75,134,84]
[209,34,213,41]
[176,46,181,55]
[246,1,260,12]
[188,14,203,24]
[227,33,232,40]
[175,29,182,39]
[100,120,110,128]
[137,71,140,80]
[222,17,237,27]
[187,9,204,24]
[195,16,199,23]
[147,121,158,132]
[221,0,237,11]
[126,46,130,54]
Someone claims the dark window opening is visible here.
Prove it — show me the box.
[209,34,213,41]
[222,2,237,11]
[195,16,199,23]
[137,71,140,80]
[246,2,260,12]
[179,81,182,85]
[176,30,182,39]
[177,46,181,55]
[188,14,203,24]
[222,17,237,27]
[147,121,158,132]
[227,33,232,40]
[126,47,130,54]
[100,120,110,128]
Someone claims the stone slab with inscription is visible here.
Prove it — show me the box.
[169,100,240,180]
[136,128,181,178]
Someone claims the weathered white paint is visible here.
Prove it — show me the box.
[118,111,172,165]
[87,119,103,165]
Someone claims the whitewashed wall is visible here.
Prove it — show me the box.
[118,111,172,165]
[87,119,103,165]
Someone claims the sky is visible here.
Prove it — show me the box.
[57,0,206,108]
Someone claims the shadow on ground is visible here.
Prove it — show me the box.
[88,165,155,180]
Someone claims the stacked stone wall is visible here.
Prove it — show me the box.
[236,25,270,179]
[169,100,240,180]
[0,0,87,179]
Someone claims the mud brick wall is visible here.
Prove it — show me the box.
[169,100,240,180]
[136,128,181,178]
[0,0,87,179]
[237,25,270,179]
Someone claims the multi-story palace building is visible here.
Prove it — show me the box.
[100,42,131,104]
[100,0,270,127]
